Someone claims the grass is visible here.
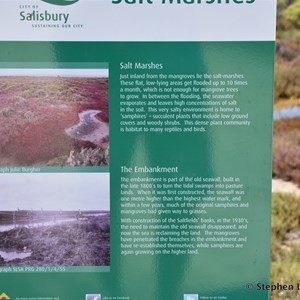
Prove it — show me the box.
[271,193,300,300]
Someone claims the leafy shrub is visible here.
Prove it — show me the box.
[271,193,300,300]
[273,119,300,185]
[272,193,300,241]
[284,0,300,27]
[0,107,14,117]
[66,147,109,166]
[275,58,300,99]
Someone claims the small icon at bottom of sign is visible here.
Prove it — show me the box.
[86,294,101,300]
[184,294,199,300]
[0,293,10,300]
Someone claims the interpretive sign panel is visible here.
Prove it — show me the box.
[0,1,276,299]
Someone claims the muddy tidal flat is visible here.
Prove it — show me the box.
[0,212,110,266]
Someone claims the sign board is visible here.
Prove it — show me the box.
[0,1,276,299]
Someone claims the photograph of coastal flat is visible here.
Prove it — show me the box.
[0,68,109,166]
[0,172,110,267]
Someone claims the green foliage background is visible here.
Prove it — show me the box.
[271,2,300,299]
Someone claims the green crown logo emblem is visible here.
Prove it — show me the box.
[41,0,79,5]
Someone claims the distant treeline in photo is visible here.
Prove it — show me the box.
[0,210,104,224]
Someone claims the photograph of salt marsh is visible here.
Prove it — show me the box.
[0,68,109,166]
[0,172,110,266]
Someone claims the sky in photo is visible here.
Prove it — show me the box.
[0,69,108,78]
[0,173,109,211]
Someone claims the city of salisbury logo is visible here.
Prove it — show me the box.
[41,0,79,5]
[0,293,10,300]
